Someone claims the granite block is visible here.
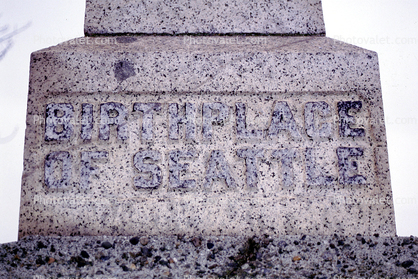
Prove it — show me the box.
[84,0,326,35]
[19,36,395,238]
[2,235,418,278]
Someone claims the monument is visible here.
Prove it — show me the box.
[18,0,395,239]
[4,1,417,278]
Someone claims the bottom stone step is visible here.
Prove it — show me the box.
[1,235,417,278]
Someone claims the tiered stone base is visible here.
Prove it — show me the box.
[1,235,417,278]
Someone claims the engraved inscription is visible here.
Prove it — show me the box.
[305,101,332,139]
[133,103,161,140]
[337,147,366,185]
[271,148,297,188]
[202,102,229,139]
[42,96,371,190]
[80,103,93,141]
[204,150,236,188]
[80,151,108,189]
[305,148,335,186]
[236,103,263,139]
[169,150,196,188]
[169,103,196,140]
[100,102,128,140]
[45,103,74,141]
[133,150,162,189]
[44,151,72,189]
[268,101,301,139]
[237,149,264,188]
[338,101,365,137]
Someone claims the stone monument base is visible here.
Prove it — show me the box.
[1,235,417,278]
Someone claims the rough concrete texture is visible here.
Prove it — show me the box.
[2,235,418,278]
[19,36,395,238]
[84,0,326,35]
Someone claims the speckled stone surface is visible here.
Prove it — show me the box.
[19,35,395,238]
[84,0,326,35]
[2,235,418,278]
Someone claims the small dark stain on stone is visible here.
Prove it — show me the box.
[129,237,139,245]
[192,237,202,247]
[116,36,138,44]
[207,242,214,249]
[401,260,414,268]
[80,250,89,259]
[100,255,110,261]
[408,268,418,274]
[37,242,47,249]
[71,256,88,267]
[228,262,238,268]
[277,241,287,248]
[114,60,136,83]
[159,260,169,266]
[101,241,112,249]
[36,256,45,265]
[402,239,412,246]
[141,247,152,257]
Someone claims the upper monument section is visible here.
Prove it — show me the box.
[84,0,326,35]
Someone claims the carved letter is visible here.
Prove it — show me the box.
[100,102,128,140]
[337,147,366,185]
[133,103,161,140]
[236,103,263,139]
[44,151,72,189]
[45,103,74,141]
[133,150,162,189]
[169,103,196,140]
[202,102,229,139]
[81,103,93,140]
[237,149,264,188]
[271,148,297,188]
[305,101,332,138]
[305,148,335,186]
[169,150,196,188]
[80,151,108,189]
[268,101,301,139]
[338,101,365,137]
[204,150,236,188]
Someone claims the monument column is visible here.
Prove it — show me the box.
[18,0,395,238]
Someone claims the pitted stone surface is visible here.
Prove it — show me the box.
[84,0,326,35]
[2,235,418,278]
[19,35,395,238]
[28,36,382,94]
